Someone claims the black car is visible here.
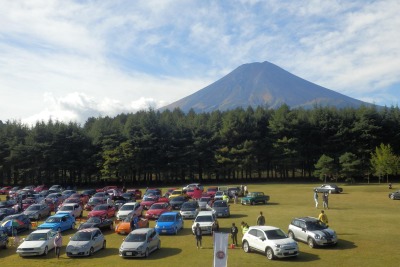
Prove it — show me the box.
[0,200,16,209]
[121,192,136,201]
[82,189,97,197]
[388,190,400,200]
[169,196,189,210]
[112,196,128,210]
[77,216,114,231]
[0,214,31,236]
[314,184,343,194]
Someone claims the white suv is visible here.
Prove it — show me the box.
[242,226,299,260]
[56,203,83,218]
[191,211,216,235]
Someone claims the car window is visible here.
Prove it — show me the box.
[256,229,265,238]
[247,229,257,237]
[265,229,288,240]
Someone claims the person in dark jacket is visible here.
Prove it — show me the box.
[230,222,238,246]
[194,223,202,249]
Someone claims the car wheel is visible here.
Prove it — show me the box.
[263,200,266,204]
[43,246,48,256]
[308,237,316,248]
[89,247,94,256]
[145,248,149,258]
[288,231,295,240]
[28,223,32,230]
[390,195,395,200]
[329,190,332,194]
[71,223,76,230]
[48,211,51,216]
[242,241,251,253]
[80,211,83,217]
[102,240,106,249]
[266,247,275,260]
[157,240,161,250]
[174,227,178,235]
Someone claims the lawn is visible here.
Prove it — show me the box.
[1,183,399,267]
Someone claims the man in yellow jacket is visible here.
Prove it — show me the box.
[318,210,329,227]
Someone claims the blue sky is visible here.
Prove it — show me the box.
[1,0,399,125]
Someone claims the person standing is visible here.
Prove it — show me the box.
[314,190,319,208]
[54,230,62,259]
[256,211,265,226]
[323,192,329,209]
[244,185,248,195]
[194,223,202,249]
[230,223,238,246]
[318,210,329,227]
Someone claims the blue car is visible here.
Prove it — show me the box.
[38,213,76,232]
[155,212,183,235]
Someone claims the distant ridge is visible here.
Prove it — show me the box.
[161,61,375,112]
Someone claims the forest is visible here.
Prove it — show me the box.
[1,104,399,187]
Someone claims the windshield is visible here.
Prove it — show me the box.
[158,215,175,222]
[195,216,213,222]
[89,198,102,204]
[60,206,73,211]
[26,233,47,241]
[199,198,210,202]
[182,203,196,210]
[93,205,107,211]
[213,202,227,207]
[150,204,164,210]
[27,205,40,211]
[265,229,288,240]
[125,233,146,242]
[143,196,156,201]
[171,197,185,201]
[46,217,61,223]
[71,231,92,241]
[306,221,328,230]
[120,205,135,211]
[87,217,101,223]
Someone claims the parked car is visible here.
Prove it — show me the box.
[206,187,218,197]
[78,216,114,231]
[48,185,63,192]
[198,196,212,211]
[121,192,135,201]
[116,202,143,220]
[140,195,159,210]
[37,213,76,232]
[180,201,200,219]
[169,196,189,210]
[314,184,343,194]
[0,208,16,221]
[228,186,243,197]
[0,213,31,236]
[0,227,8,248]
[84,197,106,211]
[56,203,83,218]
[191,211,217,235]
[92,192,110,201]
[119,228,160,258]
[112,196,128,210]
[59,197,84,209]
[66,228,106,257]
[96,185,118,193]
[388,190,400,200]
[242,226,299,260]
[16,229,57,256]
[183,183,204,192]
[241,192,270,205]
[155,212,184,235]
[115,212,149,235]
[69,193,89,204]
[0,186,12,195]
[145,202,172,220]
[23,203,51,220]
[33,185,48,193]
[214,191,226,201]
[87,204,116,219]
[144,188,162,198]
[0,200,16,209]
[211,200,230,218]
[288,217,337,248]
[169,189,186,199]
[81,189,97,197]
[126,188,142,199]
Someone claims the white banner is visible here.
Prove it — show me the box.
[213,232,229,267]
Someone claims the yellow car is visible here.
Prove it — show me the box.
[169,189,186,199]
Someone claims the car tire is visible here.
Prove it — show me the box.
[288,231,295,240]
[390,195,395,200]
[308,237,316,248]
[80,211,83,217]
[43,246,48,256]
[89,247,94,256]
[157,240,161,250]
[145,248,149,258]
[174,227,178,235]
[109,223,113,230]
[266,247,275,260]
[71,223,76,230]
[102,240,106,249]
[242,241,251,253]
[329,190,332,194]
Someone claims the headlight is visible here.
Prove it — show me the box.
[137,244,144,250]
[314,234,321,239]
[274,244,281,248]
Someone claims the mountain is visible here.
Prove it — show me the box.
[161,61,374,112]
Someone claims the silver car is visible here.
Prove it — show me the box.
[23,203,51,220]
[16,229,57,256]
[180,201,200,219]
[119,228,160,258]
[66,228,106,257]
[288,217,337,248]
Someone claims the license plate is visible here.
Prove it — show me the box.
[162,230,167,233]
[218,213,222,216]
[289,251,295,254]
[126,252,132,256]
[120,231,125,234]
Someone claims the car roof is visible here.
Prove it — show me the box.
[50,213,72,218]
[197,211,214,216]
[130,228,153,234]
[248,226,280,231]
[30,229,54,234]
[76,227,99,233]
[160,211,178,216]
[294,216,319,222]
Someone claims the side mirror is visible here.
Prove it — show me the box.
[260,237,266,241]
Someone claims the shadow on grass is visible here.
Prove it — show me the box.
[120,247,182,260]
[229,213,248,219]
[291,251,320,262]
[331,239,357,250]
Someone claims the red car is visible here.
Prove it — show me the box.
[21,197,37,210]
[0,186,12,195]
[87,204,116,218]
[84,197,105,211]
[126,189,142,199]
[145,202,172,220]
[43,198,60,212]
[33,185,48,193]
[68,193,89,204]
[207,187,218,197]
[140,195,159,210]
[96,185,119,192]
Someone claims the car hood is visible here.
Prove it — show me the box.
[38,222,60,229]
[89,210,107,216]
[23,210,38,216]
[156,221,175,227]
[312,228,336,237]
[272,238,298,247]
[147,209,164,215]
[117,210,133,216]
[116,222,130,231]
[213,207,228,212]
[121,241,145,250]
[68,240,91,247]
[18,240,47,249]
[79,223,97,229]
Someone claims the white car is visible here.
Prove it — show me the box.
[66,228,106,257]
[116,202,143,220]
[16,229,57,257]
[191,211,217,235]
[119,228,160,258]
[56,203,83,218]
[242,226,299,260]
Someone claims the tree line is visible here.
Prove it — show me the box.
[1,104,399,187]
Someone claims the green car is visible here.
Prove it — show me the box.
[241,192,269,205]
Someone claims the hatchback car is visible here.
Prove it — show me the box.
[115,212,149,235]
[66,228,106,257]
[198,196,212,211]
[145,202,172,220]
[119,228,160,258]
[191,211,217,235]
[388,190,400,200]
[169,196,188,210]
[116,202,143,220]
[288,217,337,248]
[78,216,114,231]
[211,200,230,217]
[56,203,83,218]
[38,213,75,232]
[242,226,299,260]
[87,204,116,218]
[180,201,200,219]
[23,203,51,220]
[314,184,343,194]
[155,212,184,235]
[16,229,57,256]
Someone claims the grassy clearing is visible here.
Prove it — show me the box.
[1,183,399,267]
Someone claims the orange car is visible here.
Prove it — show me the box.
[115,212,149,235]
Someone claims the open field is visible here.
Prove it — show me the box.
[1,183,399,267]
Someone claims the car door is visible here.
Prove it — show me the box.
[93,230,103,251]
[60,216,68,231]
[297,221,307,242]
[176,213,183,229]
[148,229,158,251]
[48,230,57,250]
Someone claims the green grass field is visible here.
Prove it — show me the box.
[1,183,399,267]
